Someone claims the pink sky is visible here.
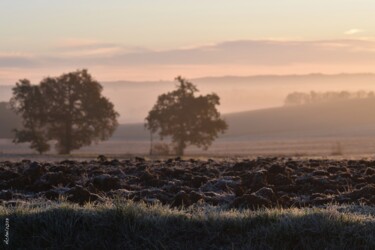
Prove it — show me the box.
[2,39,375,84]
[3,1,375,84]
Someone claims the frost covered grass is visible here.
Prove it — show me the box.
[0,200,375,249]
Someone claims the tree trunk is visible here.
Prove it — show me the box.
[62,83,73,155]
[63,120,72,155]
[149,131,153,156]
[175,139,185,156]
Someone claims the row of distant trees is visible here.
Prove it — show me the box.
[10,70,227,155]
[284,90,375,106]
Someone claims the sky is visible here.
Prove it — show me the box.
[1,0,375,84]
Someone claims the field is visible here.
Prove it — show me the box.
[3,136,375,159]
[1,156,375,249]
[2,97,375,248]
[3,96,375,249]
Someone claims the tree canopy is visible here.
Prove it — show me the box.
[145,76,228,155]
[10,69,119,154]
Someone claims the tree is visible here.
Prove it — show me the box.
[284,92,310,106]
[10,70,119,154]
[9,80,50,154]
[13,129,50,155]
[145,76,228,156]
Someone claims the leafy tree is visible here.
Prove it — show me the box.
[145,76,228,156]
[10,70,119,154]
[9,80,50,154]
[13,129,50,155]
[284,92,310,106]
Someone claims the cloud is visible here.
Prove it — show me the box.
[0,53,39,68]
[55,38,149,57]
[4,39,375,67]
[93,39,375,66]
[2,38,375,82]
[345,29,364,35]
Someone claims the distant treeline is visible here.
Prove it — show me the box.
[0,102,21,138]
[284,91,375,106]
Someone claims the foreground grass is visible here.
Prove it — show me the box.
[0,201,375,250]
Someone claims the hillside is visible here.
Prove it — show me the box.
[223,98,375,140]
[113,97,375,141]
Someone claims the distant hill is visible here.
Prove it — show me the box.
[112,97,375,141]
[0,102,21,138]
[222,97,375,140]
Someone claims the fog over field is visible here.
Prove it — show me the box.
[2,73,375,123]
[43,73,375,123]
[3,84,375,157]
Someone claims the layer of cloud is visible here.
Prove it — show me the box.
[0,52,39,68]
[108,39,375,66]
[54,38,151,58]
[2,38,375,82]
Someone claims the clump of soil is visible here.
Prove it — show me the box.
[1,157,375,208]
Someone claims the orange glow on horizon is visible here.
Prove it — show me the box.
[1,63,375,84]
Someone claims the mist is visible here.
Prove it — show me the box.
[99,73,375,123]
